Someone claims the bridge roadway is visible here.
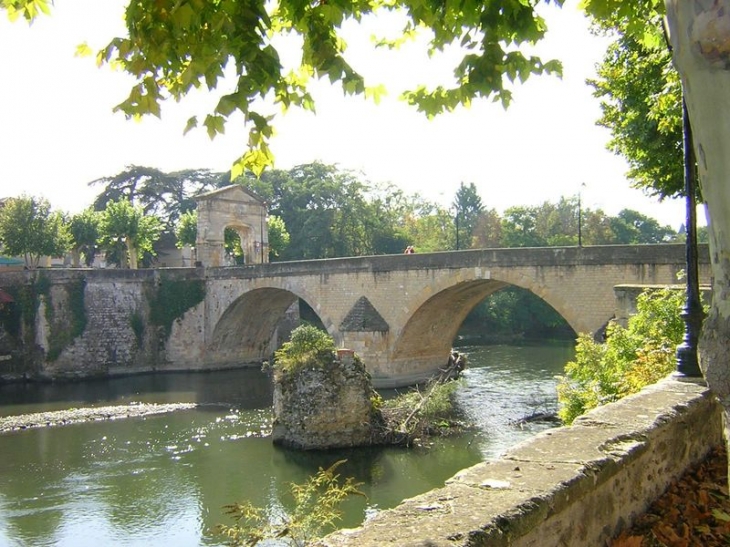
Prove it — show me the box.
[166,244,710,388]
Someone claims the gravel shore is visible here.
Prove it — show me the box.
[0,402,197,434]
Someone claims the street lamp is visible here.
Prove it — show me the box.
[577,183,586,247]
[676,97,704,378]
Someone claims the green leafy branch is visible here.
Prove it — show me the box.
[216,460,364,547]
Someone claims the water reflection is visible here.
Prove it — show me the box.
[0,343,571,546]
[0,368,274,417]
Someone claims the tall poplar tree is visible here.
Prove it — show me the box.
[452,182,484,250]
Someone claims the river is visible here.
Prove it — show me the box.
[0,343,573,547]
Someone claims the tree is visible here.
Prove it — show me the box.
[658,1,730,409]
[90,166,220,231]
[463,286,574,341]
[534,196,580,246]
[175,209,198,249]
[267,214,290,261]
[610,209,675,244]
[98,198,162,269]
[500,206,545,248]
[452,182,484,250]
[0,194,68,268]
[59,1,559,179]
[235,163,386,260]
[68,208,100,267]
[472,208,503,249]
[589,25,684,199]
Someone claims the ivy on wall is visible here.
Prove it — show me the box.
[43,276,87,362]
[0,284,32,338]
[148,276,205,338]
[129,310,145,347]
[0,275,87,362]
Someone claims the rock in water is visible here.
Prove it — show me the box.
[272,349,382,450]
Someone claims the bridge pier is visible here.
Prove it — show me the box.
[340,331,449,388]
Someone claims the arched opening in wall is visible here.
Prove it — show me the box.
[224,224,252,265]
[456,286,576,347]
[210,288,328,366]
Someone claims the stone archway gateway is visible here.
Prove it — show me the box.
[194,185,269,267]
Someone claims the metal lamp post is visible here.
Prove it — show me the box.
[676,97,704,378]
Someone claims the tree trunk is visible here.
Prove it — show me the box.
[125,236,138,269]
[71,249,81,268]
[665,0,730,475]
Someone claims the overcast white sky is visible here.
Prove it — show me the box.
[0,0,693,229]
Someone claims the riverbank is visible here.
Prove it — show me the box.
[0,402,197,434]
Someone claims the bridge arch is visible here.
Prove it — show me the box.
[209,281,341,366]
[391,268,584,360]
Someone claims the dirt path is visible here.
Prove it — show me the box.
[0,402,197,434]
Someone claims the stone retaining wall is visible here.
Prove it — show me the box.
[318,376,722,547]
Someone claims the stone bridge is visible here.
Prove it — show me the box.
[172,244,710,388]
[0,244,711,388]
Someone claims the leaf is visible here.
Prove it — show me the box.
[712,509,730,522]
[365,84,387,105]
[183,116,198,136]
[75,42,93,58]
[609,532,644,547]
[172,3,195,28]
[203,114,225,139]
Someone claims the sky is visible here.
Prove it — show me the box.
[0,0,693,229]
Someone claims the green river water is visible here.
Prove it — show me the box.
[0,343,573,547]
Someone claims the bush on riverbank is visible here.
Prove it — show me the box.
[557,286,691,424]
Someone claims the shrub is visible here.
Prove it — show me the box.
[274,324,336,375]
[557,287,691,424]
[216,460,363,547]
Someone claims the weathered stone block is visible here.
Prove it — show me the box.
[271,350,381,450]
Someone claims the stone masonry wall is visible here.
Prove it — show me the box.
[0,268,206,380]
[317,377,722,547]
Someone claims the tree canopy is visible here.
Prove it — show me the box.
[589,19,683,199]
[88,162,679,262]
[98,198,163,269]
[0,194,68,268]
[1,0,564,177]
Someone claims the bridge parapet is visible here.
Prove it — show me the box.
[204,244,710,278]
